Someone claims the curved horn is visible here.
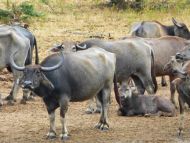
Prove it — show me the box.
[49,43,64,52]
[10,51,25,71]
[172,17,183,28]
[76,44,87,50]
[41,54,63,72]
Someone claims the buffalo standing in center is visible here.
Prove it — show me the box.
[11,47,116,140]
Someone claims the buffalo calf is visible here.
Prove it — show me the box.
[118,92,175,117]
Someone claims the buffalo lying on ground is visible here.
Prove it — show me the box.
[11,47,116,140]
[118,92,175,117]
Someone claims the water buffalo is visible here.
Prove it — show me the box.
[0,24,39,104]
[130,18,190,86]
[121,36,190,108]
[11,47,116,140]
[131,18,190,39]
[77,38,157,95]
[118,92,175,117]
[164,56,190,136]
[51,39,157,111]
[0,26,31,104]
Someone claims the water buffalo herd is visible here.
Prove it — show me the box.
[1,18,190,140]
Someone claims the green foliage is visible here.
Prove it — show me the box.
[108,0,190,12]
[19,2,43,17]
[0,9,13,21]
[0,1,44,23]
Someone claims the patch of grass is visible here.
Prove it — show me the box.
[0,1,44,23]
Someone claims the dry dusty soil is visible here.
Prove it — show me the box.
[0,74,190,143]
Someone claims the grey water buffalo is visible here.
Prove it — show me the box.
[131,18,190,39]
[11,48,116,140]
[51,39,157,110]
[118,92,175,117]
[0,26,31,104]
[164,56,190,136]
[0,24,39,104]
[130,18,190,86]
[77,38,157,95]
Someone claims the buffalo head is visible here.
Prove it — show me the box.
[164,56,188,79]
[172,18,190,39]
[176,46,190,61]
[11,52,63,90]
[164,56,183,73]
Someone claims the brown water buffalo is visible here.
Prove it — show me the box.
[164,55,190,136]
[118,92,175,117]
[130,18,190,86]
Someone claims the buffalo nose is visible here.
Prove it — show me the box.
[23,81,32,88]
[176,53,182,59]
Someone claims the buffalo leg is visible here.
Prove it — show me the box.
[0,94,3,106]
[131,75,145,94]
[20,89,31,104]
[169,76,177,108]
[95,96,101,113]
[6,79,20,105]
[161,76,167,87]
[46,111,56,139]
[59,96,69,140]
[178,95,185,136]
[95,85,111,130]
[135,73,155,94]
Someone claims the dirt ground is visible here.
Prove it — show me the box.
[0,76,190,143]
[1,1,190,142]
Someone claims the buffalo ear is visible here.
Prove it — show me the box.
[41,73,54,90]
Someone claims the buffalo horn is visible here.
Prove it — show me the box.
[10,51,25,71]
[172,17,183,28]
[76,44,87,50]
[41,54,63,72]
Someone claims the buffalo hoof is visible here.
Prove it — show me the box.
[7,100,15,106]
[177,129,183,138]
[20,99,27,104]
[60,133,69,140]
[95,122,109,131]
[27,96,35,101]
[0,100,3,106]
[5,95,16,102]
[85,108,95,114]
[46,132,56,140]
[95,108,101,114]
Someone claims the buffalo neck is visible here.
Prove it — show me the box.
[164,25,175,36]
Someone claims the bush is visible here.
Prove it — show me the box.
[0,1,44,23]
